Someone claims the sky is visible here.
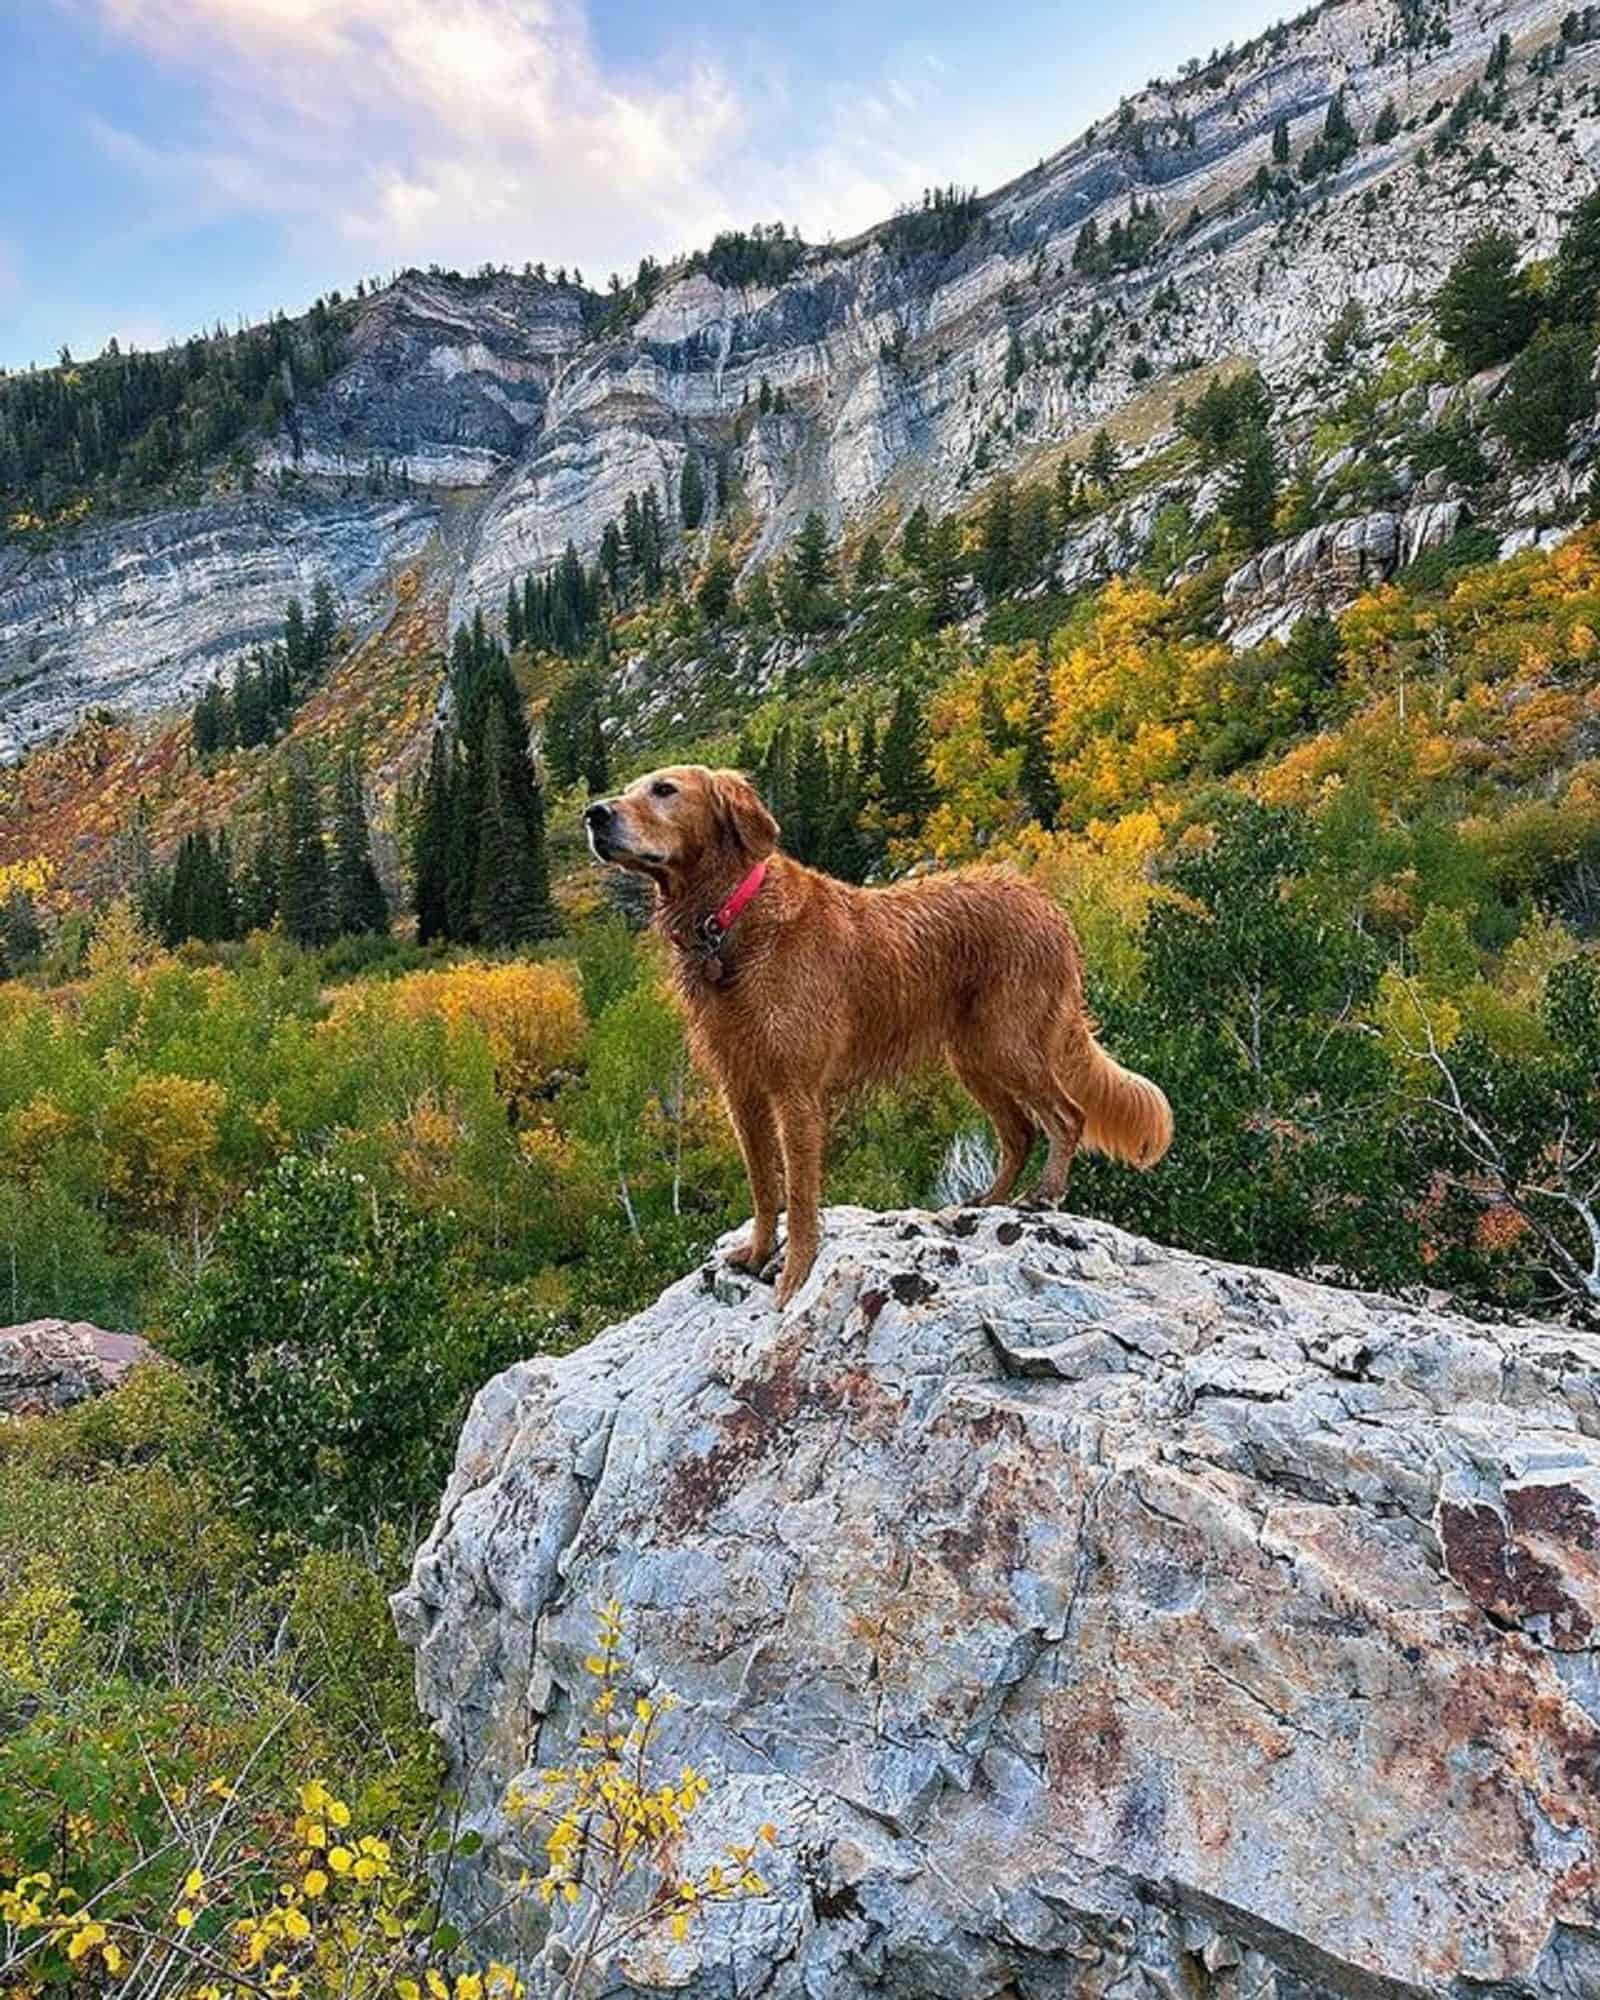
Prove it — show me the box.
[0,0,1291,373]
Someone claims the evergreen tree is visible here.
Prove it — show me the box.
[1374,99,1401,143]
[782,511,836,629]
[741,568,776,626]
[1222,425,1280,551]
[1271,114,1291,164]
[1549,188,1600,328]
[284,597,310,682]
[239,828,279,934]
[1490,324,1598,464]
[506,580,525,651]
[278,753,334,948]
[472,701,555,947]
[0,889,43,971]
[1054,457,1079,528]
[679,453,707,531]
[332,749,389,937]
[599,520,624,598]
[1434,230,1538,371]
[979,477,1016,596]
[1019,659,1061,831]
[901,503,930,567]
[921,513,965,628]
[1087,429,1120,494]
[697,550,736,624]
[413,731,453,946]
[1014,486,1056,580]
[879,683,936,833]
[855,533,884,593]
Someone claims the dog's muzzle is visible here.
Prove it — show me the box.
[584,798,623,860]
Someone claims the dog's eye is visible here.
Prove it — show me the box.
[650,780,678,800]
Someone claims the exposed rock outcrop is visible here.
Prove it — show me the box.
[0,494,437,761]
[0,1319,154,1418]
[395,1206,1600,1999]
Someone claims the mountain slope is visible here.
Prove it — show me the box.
[4,0,1598,759]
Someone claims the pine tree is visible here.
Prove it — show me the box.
[507,581,525,651]
[979,477,1015,596]
[679,453,707,530]
[1272,115,1291,164]
[1054,457,1079,528]
[333,750,389,937]
[1222,425,1280,551]
[879,683,936,833]
[854,533,884,593]
[1019,658,1061,831]
[472,699,556,946]
[278,753,334,948]
[413,731,452,945]
[1087,429,1120,494]
[782,512,835,629]
[239,828,279,934]
[1549,188,1600,328]
[284,597,310,682]
[697,550,735,624]
[1374,99,1401,144]
[1435,230,1538,371]
[900,504,929,567]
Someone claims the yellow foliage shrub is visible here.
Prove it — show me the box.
[377,961,585,1109]
[102,1071,227,1222]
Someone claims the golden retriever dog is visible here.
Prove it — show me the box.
[586,765,1172,1307]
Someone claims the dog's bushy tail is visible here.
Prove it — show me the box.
[1071,1038,1174,1169]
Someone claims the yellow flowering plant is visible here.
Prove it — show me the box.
[503,1602,776,1992]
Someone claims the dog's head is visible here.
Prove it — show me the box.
[584,766,779,883]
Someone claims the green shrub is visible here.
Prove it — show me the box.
[169,1155,538,1534]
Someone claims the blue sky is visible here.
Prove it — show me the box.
[0,0,1289,372]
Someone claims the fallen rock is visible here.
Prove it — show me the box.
[395,1207,1600,1997]
[0,1319,154,1418]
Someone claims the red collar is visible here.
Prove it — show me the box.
[674,859,768,962]
[711,860,768,938]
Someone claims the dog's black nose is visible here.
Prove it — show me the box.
[584,800,613,829]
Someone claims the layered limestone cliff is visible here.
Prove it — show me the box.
[394,1205,1600,1999]
[7,0,1600,752]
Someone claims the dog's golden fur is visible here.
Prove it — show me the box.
[587,764,1172,1306]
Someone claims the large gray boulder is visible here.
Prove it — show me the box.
[394,1207,1600,1998]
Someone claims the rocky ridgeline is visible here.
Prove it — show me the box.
[6,0,1600,752]
[395,1205,1600,1999]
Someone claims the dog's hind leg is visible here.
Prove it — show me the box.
[722,1085,785,1275]
[949,1054,1036,1205]
[1023,1074,1087,1207]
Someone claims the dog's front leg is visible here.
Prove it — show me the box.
[722,1085,784,1275]
[773,1093,825,1309]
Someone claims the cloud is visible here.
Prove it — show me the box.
[81,0,936,281]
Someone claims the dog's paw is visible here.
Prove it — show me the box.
[725,1236,778,1280]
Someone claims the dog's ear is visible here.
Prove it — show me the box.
[708,769,779,859]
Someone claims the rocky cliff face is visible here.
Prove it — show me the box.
[0,493,436,762]
[394,1205,1600,1999]
[7,0,1600,754]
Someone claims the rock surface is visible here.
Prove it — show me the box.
[0,1319,154,1418]
[395,1206,1600,1999]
